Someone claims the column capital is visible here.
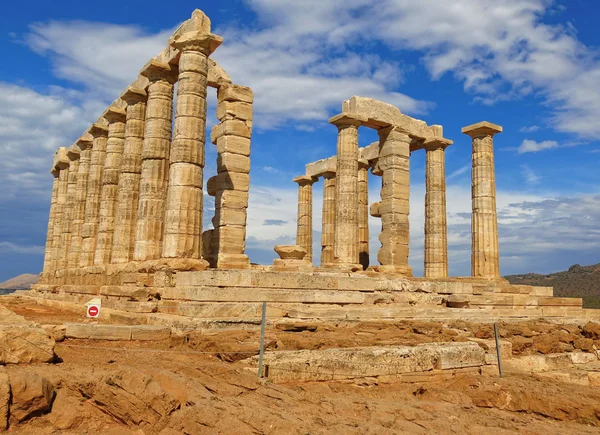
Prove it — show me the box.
[321,171,336,179]
[358,159,370,169]
[171,30,223,56]
[121,87,147,105]
[378,125,410,139]
[76,133,94,151]
[50,168,59,177]
[329,113,366,128]
[462,121,502,138]
[140,59,178,84]
[53,147,69,170]
[293,175,317,186]
[423,137,453,151]
[67,144,81,161]
[89,123,109,138]
[104,106,127,124]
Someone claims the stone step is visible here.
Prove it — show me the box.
[447,294,582,309]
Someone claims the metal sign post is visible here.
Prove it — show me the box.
[258,301,267,378]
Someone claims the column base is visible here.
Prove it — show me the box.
[375,265,413,277]
[323,262,363,272]
[139,258,210,273]
[216,254,251,270]
[272,259,313,272]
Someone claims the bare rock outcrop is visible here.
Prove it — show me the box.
[8,372,55,424]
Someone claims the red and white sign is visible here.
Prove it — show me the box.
[87,304,100,318]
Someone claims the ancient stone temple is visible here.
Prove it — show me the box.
[32,9,585,320]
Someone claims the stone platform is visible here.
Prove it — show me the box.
[27,269,588,323]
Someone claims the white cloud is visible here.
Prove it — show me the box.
[518,139,559,154]
[520,125,540,133]
[521,165,541,185]
[447,164,470,181]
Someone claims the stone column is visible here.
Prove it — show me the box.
[51,148,70,272]
[377,126,412,275]
[462,121,503,278]
[210,84,254,269]
[94,107,127,265]
[329,114,364,269]
[68,134,93,269]
[293,175,316,263]
[320,172,336,267]
[161,31,222,262]
[42,169,60,277]
[424,138,451,278]
[58,144,80,270]
[134,61,176,261]
[358,159,370,270]
[80,123,109,267]
[111,88,147,264]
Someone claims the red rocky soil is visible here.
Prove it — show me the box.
[3,297,600,434]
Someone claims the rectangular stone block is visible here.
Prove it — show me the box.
[215,172,250,192]
[65,323,132,341]
[217,84,254,104]
[217,101,253,121]
[210,120,251,143]
[216,135,251,156]
[176,270,253,287]
[130,325,171,341]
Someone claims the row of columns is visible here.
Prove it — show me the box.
[41,27,253,278]
[294,120,503,279]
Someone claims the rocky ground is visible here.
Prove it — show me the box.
[2,296,600,434]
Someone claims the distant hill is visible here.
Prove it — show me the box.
[0,273,39,290]
[505,263,600,308]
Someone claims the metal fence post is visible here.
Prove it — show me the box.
[494,322,503,378]
[258,301,267,378]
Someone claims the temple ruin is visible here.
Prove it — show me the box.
[32,9,586,319]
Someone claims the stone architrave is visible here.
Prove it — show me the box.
[58,145,80,270]
[42,170,60,276]
[424,137,452,278]
[94,107,127,265]
[80,123,109,267]
[111,88,147,263]
[329,113,365,269]
[210,83,254,269]
[51,148,70,272]
[134,61,177,261]
[68,134,93,269]
[377,126,412,275]
[462,121,503,278]
[162,29,222,262]
[358,159,370,270]
[320,172,336,267]
[293,175,316,263]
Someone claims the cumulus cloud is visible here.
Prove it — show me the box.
[518,139,559,154]
[520,125,540,133]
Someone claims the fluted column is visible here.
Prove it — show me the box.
[293,175,316,263]
[424,138,451,278]
[320,172,336,266]
[80,123,109,267]
[161,31,222,262]
[330,114,364,269]
[111,88,147,263]
[377,126,412,275]
[51,148,70,272]
[42,169,60,277]
[68,134,93,269]
[134,60,176,261]
[58,145,80,270]
[462,121,502,278]
[94,107,127,265]
[358,159,370,270]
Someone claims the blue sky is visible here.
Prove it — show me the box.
[1,0,600,282]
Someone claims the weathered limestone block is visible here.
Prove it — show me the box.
[293,176,315,263]
[424,138,451,278]
[8,372,55,424]
[217,83,254,104]
[81,123,109,267]
[320,172,336,266]
[370,201,381,218]
[51,148,70,273]
[0,306,55,364]
[95,107,127,265]
[0,368,7,430]
[216,135,251,156]
[377,126,411,275]
[463,121,502,278]
[112,87,147,264]
[134,61,176,261]
[275,245,307,260]
[329,114,365,269]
